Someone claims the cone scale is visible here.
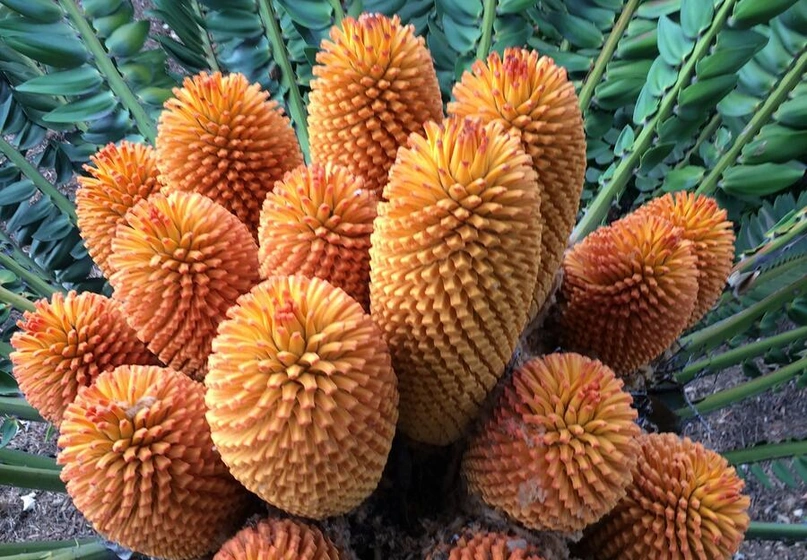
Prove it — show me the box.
[370,116,542,445]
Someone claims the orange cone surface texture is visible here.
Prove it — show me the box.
[449,48,586,315]
[560,214,699,375]
[370,116,542,445]
[156,71,303,234]
[10,291,153,425]
[581,433,750,560]
[205,275,398,519]
[258,163,377,308]
[633,192,735,326]
[109,191,259,379]
[213,518,342,560]
[463,353,640,532]
[76,141,162,277]
[443,532,547,560]
[307,13,443,196]
[58,365,248,560]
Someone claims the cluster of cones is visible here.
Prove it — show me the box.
[9,12,747,560]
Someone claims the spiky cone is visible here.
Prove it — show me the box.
[632,192,735,326]
[58,365,249,560]
[448,48,586,317]
[559,214,699,375]
[307,13,443,196]
[463,353,641,532]
[370,116,542,445]
[156,71,303,234]
[10,291,154,426]
[205,275,398,519]
[109,191,259,379]
[428,531,548,560]
[76,141,162,278]
[580,433,750,559]
[258,163,377,308]
[214,518,342,560]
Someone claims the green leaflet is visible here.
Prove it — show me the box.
[661,165,705,192]
[92,4,134,37]
[680,0,715,37]
[0,417,18,449]
[81,0,124,17]
[105,20,150,57]
[2,34,88,68]
[742,124,807,164]
[42,90,117,124]
[16,66,103,96]
[721,162,805,196]
[776,87,807,128]
[0,0,63,23]
[677,74,738,119]
[497,0,533,15]
[695,29,768,79]
[657,15,694,65]
[732,0,801,29]
[279,0,333,28]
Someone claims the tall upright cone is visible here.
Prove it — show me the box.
[156,71,303,234]
[10,291,154,425]
[434,531,549,560]
[463,354,640,532]
[632,192,735,326]
[449,48,586,316]
[109,191,259,379]
[205,275,398,519]
[560,214,699,375]
[581,433,750,559]
[258,163,377,308]
[213,518,343,560]
[58,365,249,560]
[76,141,162,278]
[370,116,542,445]
[307,13,443,196]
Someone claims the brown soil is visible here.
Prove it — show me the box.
[683,370,807,559]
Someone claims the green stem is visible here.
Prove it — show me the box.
[732,211,807,276]
[257,0,310,161]
[0,542,112,560]
[477,0,497,60]
[727,254,807,299]
[0,463,65,492]
[578,0,641,113]
[676,326,807,384]
[746,521,807,541]
[678,275,807,355]
[0,448,60,470]
[49,544,114,560]
[696,48,807,195]
[677,355,807,418]
[571,0,738,242]
[327,0,344,24]
[58,0,157,143]
[0,540,97,555]
[723,439,807,465]
[0,285,36,312]
[0,137,77,224]
[0,253,58,297]
[0,397,45,422]
[190,0,220,72]
[678,112,721,168]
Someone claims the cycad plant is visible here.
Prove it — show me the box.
[0,0,805,559]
